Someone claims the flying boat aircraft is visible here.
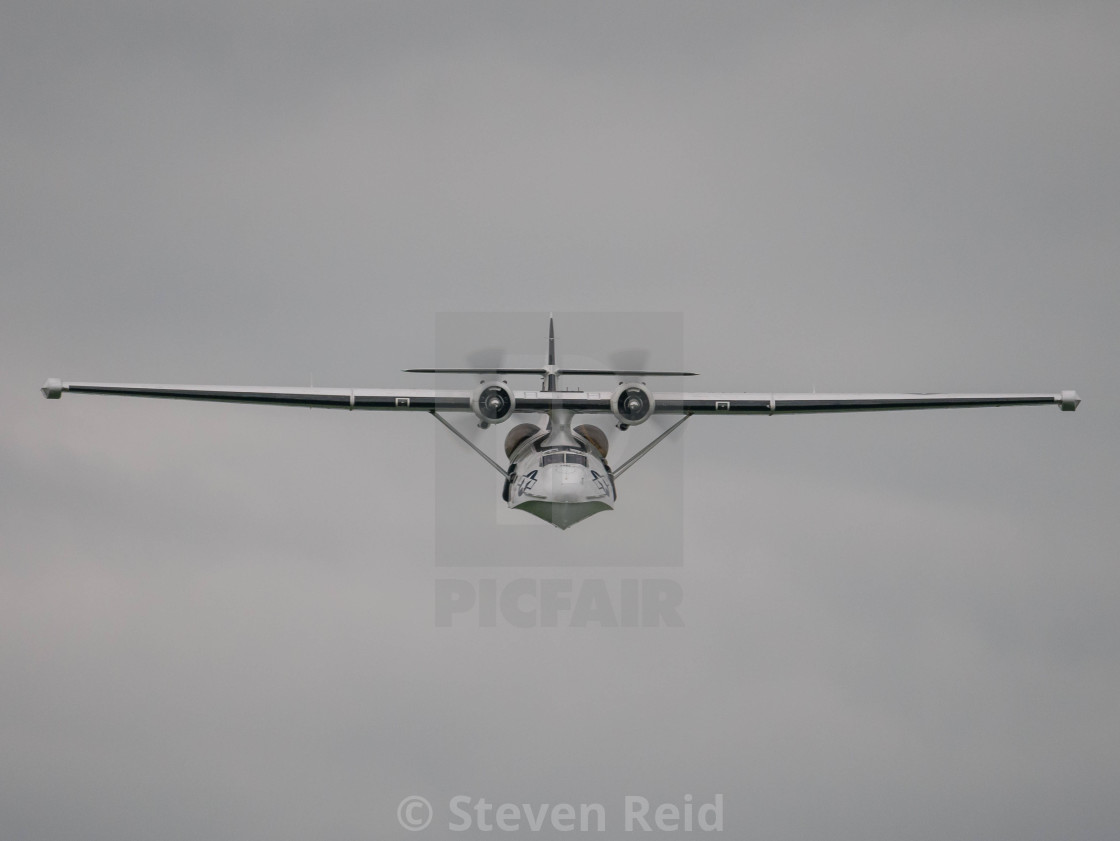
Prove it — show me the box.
[42,317,1079,529]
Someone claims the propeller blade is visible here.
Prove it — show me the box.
[608,347,651,374]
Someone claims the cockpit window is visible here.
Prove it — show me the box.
[541,452,589,467]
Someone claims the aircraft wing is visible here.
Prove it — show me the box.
[650,390,1081,414]
[40,379,473,411]
[41,380,1080,415]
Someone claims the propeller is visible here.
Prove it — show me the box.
[607,347,651,374]
[601,349,686,468]
[465,346,507,372]
[428,347,513,448]
[475,384,513,422]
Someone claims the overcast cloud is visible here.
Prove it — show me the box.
[2,3,1118,840]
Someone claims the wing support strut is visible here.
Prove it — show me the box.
[430,411,507,476]
[613,414,693,479]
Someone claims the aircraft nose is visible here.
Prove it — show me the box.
[543,465,593,502]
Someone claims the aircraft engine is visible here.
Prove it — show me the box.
[610,383,655,427]
[471,381,516,426]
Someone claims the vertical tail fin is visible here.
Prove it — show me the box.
[548,313,555,366]
[546,313,557,391]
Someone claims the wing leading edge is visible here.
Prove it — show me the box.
[40,380,472,411]
[650,391,1081,414]
[41,379,1079,414]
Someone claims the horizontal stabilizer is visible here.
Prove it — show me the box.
[404,368,696,377]
[404,368,547,376]
[557,369,697,377]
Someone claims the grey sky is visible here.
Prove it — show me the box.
[2,3,1118,839]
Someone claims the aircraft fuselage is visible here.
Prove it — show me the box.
[504,408,616,529]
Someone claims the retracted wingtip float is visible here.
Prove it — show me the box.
[41,316,1080,529]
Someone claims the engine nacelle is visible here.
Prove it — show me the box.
[610,383,655,426]
[472,381,516,426]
